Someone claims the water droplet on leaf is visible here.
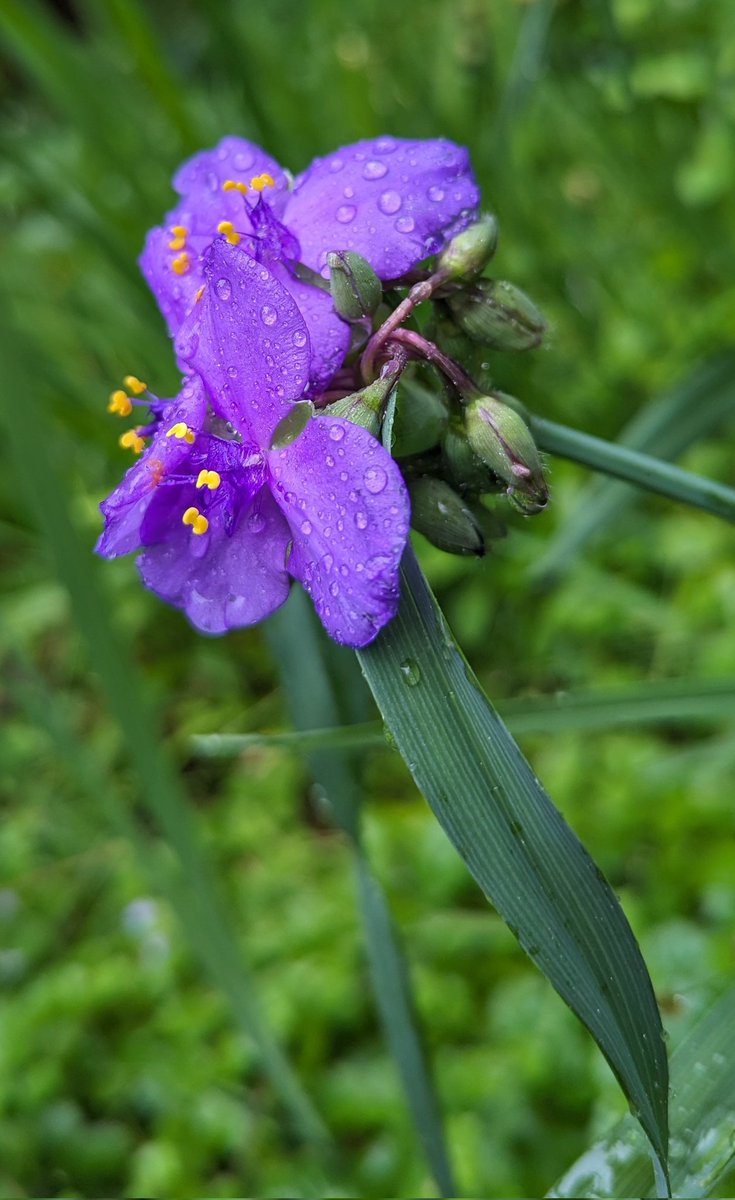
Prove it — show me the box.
[400,659,421,686]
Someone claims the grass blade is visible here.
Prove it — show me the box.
[358,546,670,1183]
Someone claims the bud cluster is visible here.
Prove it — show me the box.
[323,216,549,557]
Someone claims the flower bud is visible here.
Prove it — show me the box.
[441,422,499,493]
[325,376,395,437]
[327,250,383,321]
[391,380,448,457]
[438,214,499,282]
[464,394,548,514]
[448,279,545,350]
[409,476,486,556]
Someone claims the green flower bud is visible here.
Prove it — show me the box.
[441,422,499,493]
[391,379,448,457]
[325,376,395,437]
[438,214,499,282]
[448,279,545,350]
[270,401,313,449]
[327,250,382,321]
[409,476,486,556]
[464,394,548,514]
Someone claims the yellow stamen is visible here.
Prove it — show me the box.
[196,469,221,491]
[119,428,145,454]
[216,219,241,246]
[123,375,147,395]
[168,236,186,250]
[182,506,209,535]
[166,421,196,444]
[171,251,191,275]
[108,389,132,416]
[170,224,188,238]
[194,285,205,303]
[223,179,249,194]
[250,172,275,191]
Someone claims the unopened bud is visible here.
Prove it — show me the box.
[325,376,395,437]
[409,477,486,556]
[441,422,499,493]
[448,279,545,350]
[465,395,548,513]
[327,251,382,321]
[391,380,448,456]
[438,214,499,282]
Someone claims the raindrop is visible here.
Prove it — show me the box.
[329,425,345,441]
[375,137,397,154]
[227,365,238,378]
[399,659,421,686]
[363,160,388,180]
[261,304,278,326]
[215,277,232,300]
[395,215,415,233]
[329,581,340,597]
[336,205,356,224]
[378,190,402,215]
[329,157,343,172]
[428,185,445,202]
[325,454,335,467]
[234,150,254,170]
[248,511,265,533]
[301,520,313,535]
[363,465,387,494]
[343,185,355,198]
[355,511,368,529]
[293,329,307,347]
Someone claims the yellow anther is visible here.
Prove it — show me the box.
[166,421,196,444]
[108,389,132,416]
[216,219,241,246]
[123,375,147,395]
[223,179,249,194]
[171,251,191,275]
[168,236,186,250]
[182,506,209,535]
[119,428,145,454]
[194,284,205,303]
[170,224,188,238]
[250,172,275,191]
[196,469,221,490]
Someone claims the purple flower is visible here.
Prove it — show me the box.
[141,135,480,392]
[97,242,410,647]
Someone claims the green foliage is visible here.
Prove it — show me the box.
[2,0,735,1196]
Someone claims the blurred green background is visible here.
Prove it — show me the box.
[1,0,735,1195]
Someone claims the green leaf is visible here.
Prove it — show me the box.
[551,985,735,1198]
[358,547,670,1183]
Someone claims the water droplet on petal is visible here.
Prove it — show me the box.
[301,520,312,535]
[234,150,254,170]
[400,658,421,686]
[363,160,388,180]
[261,304,278,326]
[363,465,387,494]
[329,581,340,597]
[375,137,397,154]
[216,277,232,300]
[329,425,345,442]
[378,190,402,215]
[395,215,415,233]
[330,157,343,172]
[336,205,356,224]
[325,455,335,467]
[343,185,355,198]
[248,511,265,533]
[227,365,238,378]
[293,329,307,347]
[355,511,368,529]
[428,185,445,202]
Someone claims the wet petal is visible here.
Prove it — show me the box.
[175,241,311,444]
[275,269,350,394]
[173,136,289,221]
[138,489,291,634]
[285,136,480,281]
[268,416,410,646]
[96,376,207,558]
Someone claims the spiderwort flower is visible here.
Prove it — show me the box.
[141,135,480,392]
[97,242,410,647]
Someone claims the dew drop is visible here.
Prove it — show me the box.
[428,185,445,202]
[363,160,388,180]
[261,304,278,326]
[215,277,232,300]
[234,150,254,170]
[336,205,356,224]
[343,185,355,198]
[363,465,387,494]
[395,215,415,233]
[248,511,265,533]
[301,520,313,535]
[399,659,421,686]
[329,581,340,597]
[375,137,397,154]
[227,365,238,378]
[378,190,402,215]
[293,329,307,347]
[329,157,343,172]
[329,424,345,442]
[325,454,335,467]
[355,511,368,529]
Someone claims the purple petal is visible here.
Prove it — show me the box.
[173,137,289,221]
[175,241,311,445]
[96,376,207,558]
[268,416,410,647]
[285,136,480,281]
[274,268,350,394]
[138,489,291,634]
